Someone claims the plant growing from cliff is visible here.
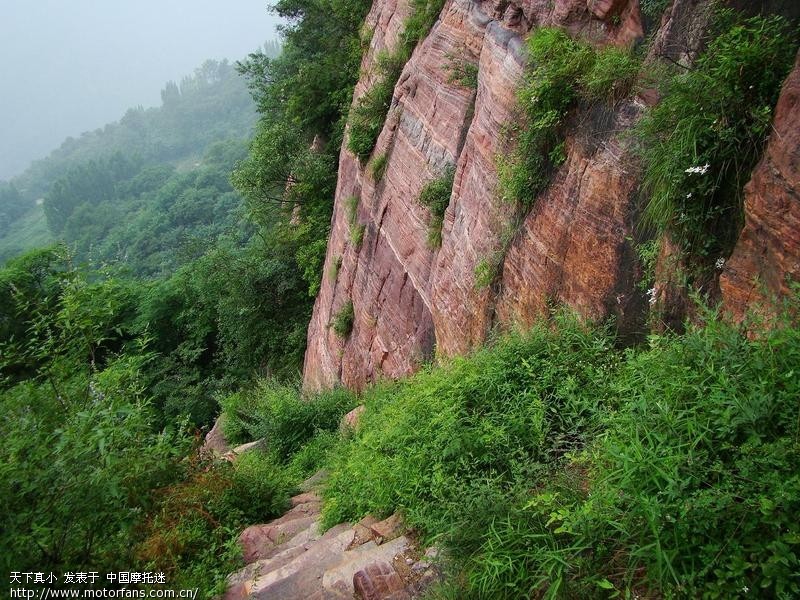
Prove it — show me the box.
[370,152,389,181]
[418,165,455,247]
[635,12,798,263]
[330,300,355,338]
[329,255,343,281]
[347,0,447,161]
[444,51,479,89]
[498,28,641,207]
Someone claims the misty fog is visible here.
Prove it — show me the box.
[0,0,283,181]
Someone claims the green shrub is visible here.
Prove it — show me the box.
[321,302,800,598]
[418,166,455,247]
[640,0,671,21]
[221,379,356,460]
[348,77,397,161]
[370,152,389,180]
[636,13,797,260]
[401,0,447,52]
[331,300,356,338]
[499,28,642,207]
[444,52,479,89]
[135,450,295,596]
[322,313,616,533]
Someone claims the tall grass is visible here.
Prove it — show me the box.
[320,303,800,598]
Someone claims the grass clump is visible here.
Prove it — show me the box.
[320,303,800,598]
[636,12,797,262]
[330,300,355,338]
[444,51,479,89]
[418,165,455,247]
[345,195,365,248]
[349,223,366,248]
[369,152,389,181]
[499,28,641,207]
[221,379,357,460]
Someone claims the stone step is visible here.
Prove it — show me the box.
[247,524,355,599]
[321,535,411,596]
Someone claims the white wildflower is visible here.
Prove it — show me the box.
[715,257,725,270]
[647,287,657,306]
[686,192,692,198]
[742,586,749,593]
[685,163,710,175]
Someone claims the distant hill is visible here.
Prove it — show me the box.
[0,47,280,265]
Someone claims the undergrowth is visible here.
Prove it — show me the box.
[319,303,800,598]
[136,381,356,595]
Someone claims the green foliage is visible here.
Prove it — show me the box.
[0,271,187,574]
[135,450,294,596]
[418,166,455,247]
[444,52,479,89]
[499,28,641,207]
[350,223,366,248]
[321,306,800,598]
[13,59,256,205]
[0,182,31,235]
[401,0,447,52]
[347,0,446,160]
[221,379,357,460]
[331,300,356,338]
[329,255,343,281]
[322,313,615,534]
[635,13,798,260]
[348,75,398,161]
[370,152,389,181]
[640,0,671,21]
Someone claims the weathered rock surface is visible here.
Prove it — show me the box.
[303,0,798,391]
[225,491,433,600]
[201,414,230,456]
[721,51,800,321]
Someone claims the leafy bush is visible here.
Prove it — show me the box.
[135,450,295,596]
[221,378,356,459]
[418,166,455,247]
[322,313,615,533]
[636,13,797,260]
[331,300,356,338]
[499,28,641,207]
[348,77,398,161]
[444,52,479,89]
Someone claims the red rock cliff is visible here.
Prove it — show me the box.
[303,0,800,390]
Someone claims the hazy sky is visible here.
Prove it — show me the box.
[0,0,283,181]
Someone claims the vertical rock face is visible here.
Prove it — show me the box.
[721,52,800,321]
[303,0,797,390]
[304,0,647,390]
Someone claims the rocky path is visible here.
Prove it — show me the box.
[222,480,439,600]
